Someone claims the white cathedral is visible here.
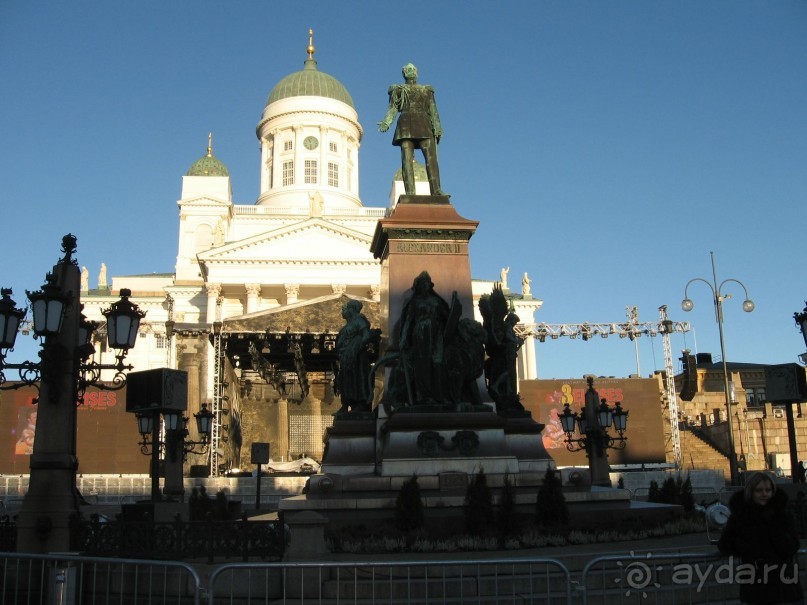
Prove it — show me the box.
[82,35,542,475]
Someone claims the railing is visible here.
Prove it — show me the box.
[233,205,387,217]
[0,549,804,604]
[0,515,14,553]
[581,549,807,605]
[0,552,202,605]
[208,557,573,604]
[71,516,285,563]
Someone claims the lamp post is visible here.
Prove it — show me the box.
[0,234,145,552]
[793,303,807,367]
[135,403,213,501]
[682,251,754,486]
[557,376,629,487]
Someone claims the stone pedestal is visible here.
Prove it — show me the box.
[370,195,479,343]
[284,510,330,560]
[320,417,376,475]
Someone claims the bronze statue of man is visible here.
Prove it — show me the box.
[379,63,445,196]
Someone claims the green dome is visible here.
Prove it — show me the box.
[267,59,354,108]
[187,152,229,177]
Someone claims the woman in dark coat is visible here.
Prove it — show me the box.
[718,471,803,604]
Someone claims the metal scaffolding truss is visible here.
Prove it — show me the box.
[515,319,691,341]
[210,297,224,477]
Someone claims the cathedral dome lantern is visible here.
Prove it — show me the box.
[256,30,362,210]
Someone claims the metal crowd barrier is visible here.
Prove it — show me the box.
[0,552,202,605]
[207,557,572,604]
[580,548,807,605]
[2,549,805,605]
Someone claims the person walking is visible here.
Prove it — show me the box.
[718,471,803,604]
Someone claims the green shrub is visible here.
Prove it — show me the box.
[464,469,494,536]
[647,480,661,502]
[496,472,518,538]
[395,474,425,534]
[536,468,569,527]
[658,477,677,504]
[647,475,695,513]
[678,475,695,513]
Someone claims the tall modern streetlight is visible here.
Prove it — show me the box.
[682,251,754,486]
[0,234,145,552]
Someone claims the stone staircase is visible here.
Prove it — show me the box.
[679,426,730,481]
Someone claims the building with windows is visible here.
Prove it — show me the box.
[80,37,542,475]
[674,352,807,479]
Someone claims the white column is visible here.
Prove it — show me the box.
[206,283,221,324]
[284,284,300,305]
[245,283,261,314]
[524,335,538,380]
[277,398,289,462]
[293,125,303,186]
[260,137,270,193]
[319,126,328,186]
[270,130,281,191]
[346,135,356,194]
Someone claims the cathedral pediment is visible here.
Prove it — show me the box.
[198,218,374,264]
[179,195,231,207]
[223,293,380,333]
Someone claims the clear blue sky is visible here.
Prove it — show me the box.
[1,1,805,380]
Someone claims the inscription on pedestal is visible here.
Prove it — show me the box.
[439,472,468,490]
[393,241,466,254]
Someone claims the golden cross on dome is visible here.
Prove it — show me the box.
[307,28,315,60]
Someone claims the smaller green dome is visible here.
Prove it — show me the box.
[394,160,428,182]
[187,135,229,177]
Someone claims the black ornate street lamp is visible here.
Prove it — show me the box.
[682,251,754,486]
[4,234,145,553]
[136,403,214,501]
[0,241,145,403]
[557,376,629,486]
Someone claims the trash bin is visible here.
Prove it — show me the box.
[49,565,76,605]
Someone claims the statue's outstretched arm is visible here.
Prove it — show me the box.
[378,108,396,132]
[378,88,400,132]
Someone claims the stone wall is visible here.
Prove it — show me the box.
[683,401,807,476]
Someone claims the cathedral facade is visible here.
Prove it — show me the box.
[81,37,542,475]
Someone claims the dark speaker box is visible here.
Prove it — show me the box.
[765,363,807,403]
[126,368,188,413]
[679,352,698,401]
